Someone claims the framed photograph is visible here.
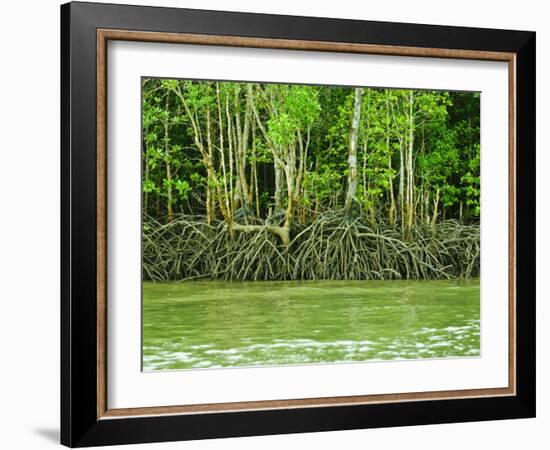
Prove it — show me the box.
[61,1,536,447]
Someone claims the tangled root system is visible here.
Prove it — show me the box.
[143,212,479,282]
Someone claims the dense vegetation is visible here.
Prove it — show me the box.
[142,79,480,281]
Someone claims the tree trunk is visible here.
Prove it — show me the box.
[163,118,173,223]
[283,142,296,233]
[215,83,232,223]
[143,125,150,214]
[406,90,415,229]
[431,188,440,230]
[205,108,215,225]
[251,126,260,217]
[386,94,396,225]
[226,96,236,215]
[344,87,363,211]
[424,188,430,225]
[165,161,173,223]
[274,161,285,211]
[399,141,404,229]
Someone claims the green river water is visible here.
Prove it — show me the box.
[142,280,480,371]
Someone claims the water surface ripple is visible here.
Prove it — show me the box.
[142,280,480,371]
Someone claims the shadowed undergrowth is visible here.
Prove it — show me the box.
[143,213,479,282]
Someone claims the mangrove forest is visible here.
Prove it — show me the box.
[142,79,480,282]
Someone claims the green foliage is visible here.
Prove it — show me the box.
[142,78,480,229]
[461,145,481,216]
[267,85,321,146]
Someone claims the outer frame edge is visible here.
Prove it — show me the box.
[60,2,72,447]
[61,2,536,446]
[514,32,536,419]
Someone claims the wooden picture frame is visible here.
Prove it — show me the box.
[61,1,535,447]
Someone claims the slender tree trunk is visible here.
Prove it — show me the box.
[240,86,252,205]
[283,144,296,234]
[430,190,434,225]
[216,83,232,222]
[225,96,235,216]
[431,188,440,229]
[314,157,320,219]
[388,157,396,224]
[386,94,396,225]
[143,156,150,215]
[251,126,260,217]
[274,161,285,211]
[205,108,215,225]
[406,90,415,230]
[165,161,173,222]
[344,87,363,211]
[143,125,150,214]
[361,91,373,222]
[362,141,367,205]
[399,141,404,229]
[163,118,173,223]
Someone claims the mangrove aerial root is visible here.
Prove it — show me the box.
[143,213,479,282]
